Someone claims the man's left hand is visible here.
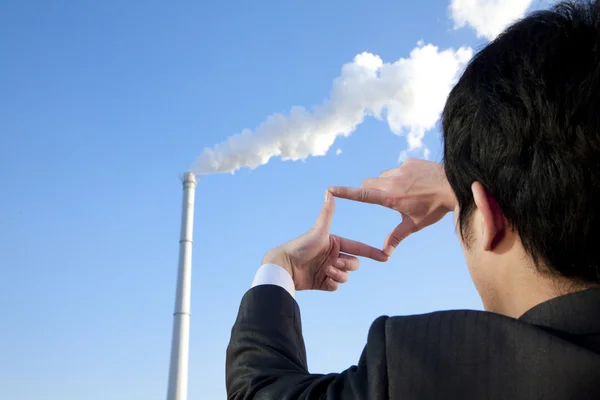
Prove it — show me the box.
[263,190,389,292]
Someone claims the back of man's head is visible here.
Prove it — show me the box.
[442,0,600,286]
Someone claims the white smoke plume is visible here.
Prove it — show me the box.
[190,43,473,175]
[450,0,534,40]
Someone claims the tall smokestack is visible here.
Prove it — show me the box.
[166,172,197,400]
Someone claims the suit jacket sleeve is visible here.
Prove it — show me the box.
[226,285,389,400]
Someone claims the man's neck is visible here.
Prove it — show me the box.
[491,267,597,319]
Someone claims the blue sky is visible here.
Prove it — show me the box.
[0,0,536,399]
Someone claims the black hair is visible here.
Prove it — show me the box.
[442,0,600,284]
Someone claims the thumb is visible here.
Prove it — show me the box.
[314,190,336,233]
[383,215,416,256]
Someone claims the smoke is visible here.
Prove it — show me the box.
[190,43,473,175]
[189,0,537,175]
[450,0,534,40]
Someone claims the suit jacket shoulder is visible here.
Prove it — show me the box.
[383,310,600,399]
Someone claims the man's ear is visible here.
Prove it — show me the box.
[471,182,505,251]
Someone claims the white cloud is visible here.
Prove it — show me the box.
[449,0,533,40]
[190,43,473,174]
[335,148,342,156]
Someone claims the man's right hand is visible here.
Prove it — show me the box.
[329,158,457,256]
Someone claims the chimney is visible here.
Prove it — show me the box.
[166,172,197,400]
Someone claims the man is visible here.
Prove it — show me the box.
[226,1,600,398]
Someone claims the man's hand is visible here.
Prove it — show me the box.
[329,159,457,257]
[263,191,388,292]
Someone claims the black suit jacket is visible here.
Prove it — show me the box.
[226,285,600,399]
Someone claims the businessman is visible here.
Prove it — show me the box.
[226,1,600,398]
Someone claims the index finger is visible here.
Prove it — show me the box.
[328,186,388,206]
[334,235,389,262]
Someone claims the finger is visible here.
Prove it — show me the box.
[335,235,388,262]
[383,217,417,256]
[314,190,336,233]
[325,277,339,292]
[361,177,385,189]
[337,254,360,271]
[328,187,389,206]
[326,265,349,283]
[379,168,398,178]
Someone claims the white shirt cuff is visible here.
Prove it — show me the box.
[251,264,296,299]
